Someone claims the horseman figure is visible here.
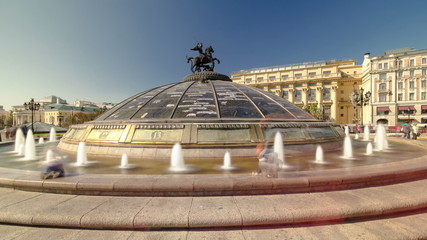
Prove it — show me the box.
[186,43,220,73]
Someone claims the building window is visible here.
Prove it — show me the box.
[245,78,252,83]
[379,73,387,80]
[295,84,302,87]
[410,59,415,67]
[423,69,426,76]
[323,88,331,101]
[422,92,426,100]
[340,114,344,117]
[308,83,316,86]
[257,77,264,81]
[378,63,383,69]
[423,58,426,64]
[294,90,302,102]
[308,89,316,101]
[379,93,388,102]
[398,71,403,78]
[282,85,289,88]
[308,72,316,77]
[269,76,276,81]
[269,86,276,90]
[323,82,331,85]
[281,75,288,79]
[340,106,344,110]
[398,93,403,101]
[409,81,415,89]
[295,73,302,78]
[379,83,387,90]
[323,71,331,76]
[410,70,414,77]
[422,80,427,88]
[398,60,403,67]
[282,91,288,100]
[398,82,403,89]
[340,90,344,94]
[409,93,415,100]
[384,62,388,69]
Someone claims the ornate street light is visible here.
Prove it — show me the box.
[23,98,41,133]
[350,88,371,126]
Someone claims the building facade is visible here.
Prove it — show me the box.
[231,60,362,124]
[362,48,427,126]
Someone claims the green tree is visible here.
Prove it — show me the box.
[6,111,13,127]
[303,104,322,120]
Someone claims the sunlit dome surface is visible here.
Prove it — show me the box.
[96,72,315,122]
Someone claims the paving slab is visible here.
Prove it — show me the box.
[81,196,151,229]
[133,196,192,228]
[31,195,111,228]
[189,196,242,228]
[0,192,74,225]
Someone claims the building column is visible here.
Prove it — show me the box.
[288,89,295,103]
[302,88,308,106]
[331,86,338,121]
[316,87,323,108]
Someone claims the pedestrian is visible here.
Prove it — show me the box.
[402,124,410,139]
[412,123,419,140]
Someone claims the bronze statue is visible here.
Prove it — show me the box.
[186,43,220,73]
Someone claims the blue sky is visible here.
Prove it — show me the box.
[1,0,427,111]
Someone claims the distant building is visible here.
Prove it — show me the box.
[39,95,67,106]
[12,95,103,127]
[362,48,427,126]
[231,59,362,124]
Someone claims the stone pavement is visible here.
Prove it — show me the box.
[0,138,427,239]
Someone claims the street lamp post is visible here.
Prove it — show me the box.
[351,87,372,126]
[23,98,41,133]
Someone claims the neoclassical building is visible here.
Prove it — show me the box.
[230,60,362,124]
[362,48,427,126]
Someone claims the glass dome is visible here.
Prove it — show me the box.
[58,72,344,160]
[95,72,315,122]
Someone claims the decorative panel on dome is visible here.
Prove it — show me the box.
[232,84,295,119]
[104,84,174,120]
[132,81,193,119]
[172,81,218,118]
[212,81,263,118]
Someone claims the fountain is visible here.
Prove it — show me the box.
[375,124,387,151]
[314,145,325,164]
[118,153,137,169]
[363,125,370,141]
[49,127,57,142]
[18,143,25,156]
[273,132,287,169]
[24,130,36,160]
[342,135,353,159]
[14,128,24,152]
[344,126,350,136]
[46,149,54,162]
[366,142,373,155]
[38,137,45,144]
[75,142,88,166]
[168,143,192,173]
[215,151,238,170]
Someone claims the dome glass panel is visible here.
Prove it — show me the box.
[172,81,219,118]
[132,81,193,119]
[213,81,263,118]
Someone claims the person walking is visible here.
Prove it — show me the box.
[412,123,419,140]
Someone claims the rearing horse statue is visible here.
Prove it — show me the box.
[186,43,221,73]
